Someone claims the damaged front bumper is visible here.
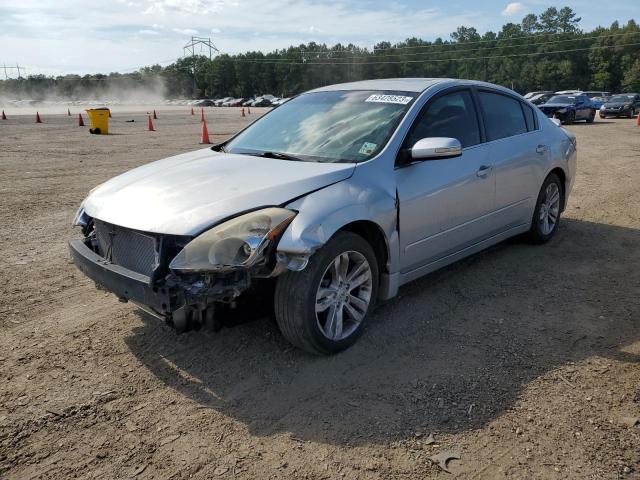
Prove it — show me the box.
[69,238,255,331]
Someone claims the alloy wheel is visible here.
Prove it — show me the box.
[315,251,373,341]
[539,182,561,235]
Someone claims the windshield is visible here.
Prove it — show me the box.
[547,95,578,104]
[223,90,417,163]
[609,95,631,103]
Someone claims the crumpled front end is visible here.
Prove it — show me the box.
[69,211,293,332]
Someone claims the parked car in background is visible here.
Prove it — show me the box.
[194,99,215,107]
[252,97,274,107]
[583,91,611,99]
[590,96,610,109]
[599,93,640,118]
[555,89,582,95]
[271,97,291,106]
[70,78,576,354]
[214,97,233,106]
[529,93,555,105]
[538,94,596,124]
[524,91,553,100]
[242,98,255,107]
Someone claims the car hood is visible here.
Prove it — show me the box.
[83,148,356,236]
[602,102,628,108]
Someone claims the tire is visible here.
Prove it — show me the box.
[564,111,575,124]
[274,231,379,355]
[599,114,605,119]
[525,173,563,244]
[586,110,595,123]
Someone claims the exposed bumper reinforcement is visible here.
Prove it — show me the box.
[69,239,171,316]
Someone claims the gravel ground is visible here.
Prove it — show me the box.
[0,108,639,479]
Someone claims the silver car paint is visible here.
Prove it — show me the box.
[82,149,355,236]
[81,78,576,301]
[278,79,576,299]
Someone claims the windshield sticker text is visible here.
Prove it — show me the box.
[365,94,413,105]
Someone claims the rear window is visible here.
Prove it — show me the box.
[522,103,537,131]
[478,91,528,141]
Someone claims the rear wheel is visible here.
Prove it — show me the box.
[525,173,563,244]
[274,231,379,355]
[586,110,595,123]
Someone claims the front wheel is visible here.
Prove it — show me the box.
[274,231,379,355]
[525,173,563,244]
[586,110,595,123]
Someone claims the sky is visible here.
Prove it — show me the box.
[0,0,637,76]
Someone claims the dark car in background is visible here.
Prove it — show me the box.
[538,94,596,124]
[599,93,640,118]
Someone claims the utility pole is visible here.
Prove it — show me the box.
[183,36,219,98]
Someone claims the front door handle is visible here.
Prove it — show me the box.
[536,144,549,154]
[476,165,492,177]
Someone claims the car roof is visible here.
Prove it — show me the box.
[309,78,522,95]
[310,78,449,93]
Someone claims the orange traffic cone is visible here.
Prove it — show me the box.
[1,110,6,120]
[201,107,205,123]
[200,120,211,144]
[241,107,245,117]
[148,115,155,131]
[247,106,251,114]
[191,107,195,115]
[36,112,42,123]
[78,113,85,127]
[636,112,640,127]
[67,108,71,116]
[153,109,157,120]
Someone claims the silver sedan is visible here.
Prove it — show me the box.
[70,78,577,355]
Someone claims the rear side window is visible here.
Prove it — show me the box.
[478,91,528,141]
[522,103,537,131]
[405,89,481,149]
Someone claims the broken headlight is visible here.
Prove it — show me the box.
[169,208,296,273]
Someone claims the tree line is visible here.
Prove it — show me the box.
[1,7,639,101]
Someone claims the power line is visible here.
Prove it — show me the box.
[206,41,640,65]
[300,27,623,54]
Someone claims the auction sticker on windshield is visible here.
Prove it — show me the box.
[365,94,413,105]
[359,142,378,155]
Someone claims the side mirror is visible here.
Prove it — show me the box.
[411,137,462,161]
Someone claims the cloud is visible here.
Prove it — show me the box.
[172,27,198,35]
[501,2,527,17]
[0,0,487,74]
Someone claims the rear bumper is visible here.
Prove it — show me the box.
[69,239,171,315]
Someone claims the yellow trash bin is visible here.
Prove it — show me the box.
[86,107,110,134]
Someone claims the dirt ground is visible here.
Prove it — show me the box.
[0,107,638,479]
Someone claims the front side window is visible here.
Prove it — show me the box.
[224,90,416,163]
[404,89,481,149]
[478,91,528,141]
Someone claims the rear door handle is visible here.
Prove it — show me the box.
[476,165,492,177]
[536,144,549,154]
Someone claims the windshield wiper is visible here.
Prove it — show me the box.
[257,151,304,162]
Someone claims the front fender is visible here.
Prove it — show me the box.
[277,178,399,273]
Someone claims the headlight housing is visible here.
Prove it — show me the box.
[169,207,296,273]
[73,205,89,227]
